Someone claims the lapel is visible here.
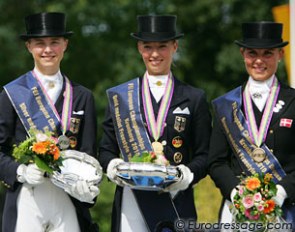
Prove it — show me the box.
[170,78,190,108]
[270,83,295,126]
[242,81,295,128]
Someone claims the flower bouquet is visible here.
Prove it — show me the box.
[115,151,180,190]
[12,129,63,174]
[231,173,283,231]
[130,151,170,165]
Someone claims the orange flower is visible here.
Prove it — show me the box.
[50,144,60,160]
[245,177,261,191]
[32,141,50,154]
[264,199,275,214]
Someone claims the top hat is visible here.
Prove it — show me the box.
[234,21,288,48]
[130,15,184,42]
[20,12,73,41]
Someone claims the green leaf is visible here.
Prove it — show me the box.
[18,155,32,164]
[34,156,53,174]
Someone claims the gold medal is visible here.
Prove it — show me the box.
[173,152,183,164]
[152,141,164,155]
[58,135,70,150]
[172,136,183,148]
[251,147,266,163]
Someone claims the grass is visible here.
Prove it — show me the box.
[195,175,222,223]
[91,175,223,231]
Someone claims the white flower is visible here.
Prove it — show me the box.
[35,133,49,142]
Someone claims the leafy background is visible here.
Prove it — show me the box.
[0,0,289,231]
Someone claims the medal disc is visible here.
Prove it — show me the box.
[252,147,266,163]
[152,141,164,155]
[58,135,70,150]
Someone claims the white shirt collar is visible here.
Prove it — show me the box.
[33,68,63,86]
[147,74,169,88]
[248,75,275,93]
[248,75,275,112]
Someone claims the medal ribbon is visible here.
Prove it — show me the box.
[33,71,73,135]
[142,71,174,141]
[243,77,280,147]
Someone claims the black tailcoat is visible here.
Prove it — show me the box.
[99,77,212,231]
[0,72,98,232]
[208,82,295,211]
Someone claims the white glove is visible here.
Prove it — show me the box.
[163,164,194,192]
[230,187,238,202]
[65,180,100,203]
[17,164,45,185]
[273,184,287,207]
[106,158,125,186]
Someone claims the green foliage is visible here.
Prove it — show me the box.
[130,151,156,163]
[12,136,34,161]
[91,178,116,231]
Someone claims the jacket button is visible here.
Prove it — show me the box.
[269,130,274,134]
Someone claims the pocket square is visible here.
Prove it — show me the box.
[73,110,84,115]
[173,107,190,115]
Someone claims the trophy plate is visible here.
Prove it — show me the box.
[115,162,181,191]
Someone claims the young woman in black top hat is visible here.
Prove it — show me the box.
[208,21,295,230]
[99,15,211,232]
[0,12,100,232]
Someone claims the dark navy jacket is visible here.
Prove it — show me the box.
[0,72,98,232]
[99,77,212,232]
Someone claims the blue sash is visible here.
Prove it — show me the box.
[107,78,181,232]
[107,78,152,160]
[212,87,295,225]
[4,71,61,135]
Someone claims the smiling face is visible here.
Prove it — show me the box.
[26,37,68,75]
[137,40,178,75]
[240,47,284,81]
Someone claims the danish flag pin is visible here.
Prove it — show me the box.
[280,118,293,128]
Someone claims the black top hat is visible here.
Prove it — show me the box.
[234,21,288,48]
[130,15,184,42]
[20,12,73,41]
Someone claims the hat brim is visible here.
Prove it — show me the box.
[130,32,184,42]
[20,31,74,41]
[234,40,289,49]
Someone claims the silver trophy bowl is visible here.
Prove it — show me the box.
[50,150,103,190]
[115,162,181,191]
